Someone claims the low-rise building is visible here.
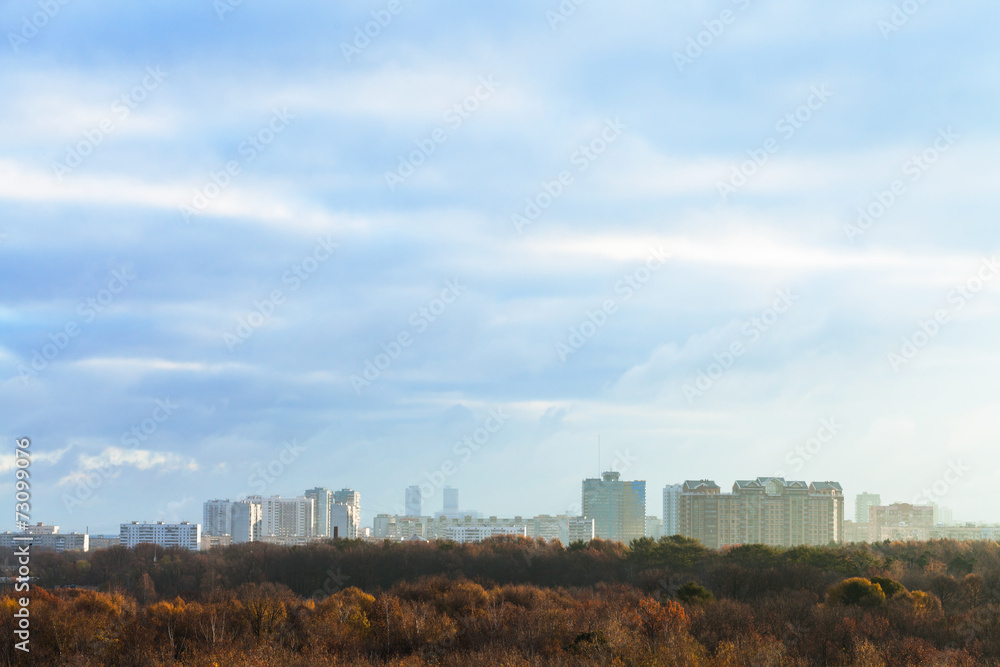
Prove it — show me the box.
[120,521,201,551]
[0,531,89,552]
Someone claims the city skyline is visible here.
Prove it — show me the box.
[7,473,978,539]
[3,2,1000,534]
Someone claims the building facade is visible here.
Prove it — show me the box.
[662,484,682,537]
[306,487,334,537]
[855,492,881,524]
[405,485,422,517]
[679,477,844,549]
[203,499,235,536]
[645,516,662,540]
[868,503,934,542]
[250,495,314,539]
[120,521,201,551]
[530,515,595,543]
[0,531,89,552]
[582,472,647,544]
[232,501,262,543]
[334,489,361,537]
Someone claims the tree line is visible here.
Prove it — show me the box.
[0,535,998,665]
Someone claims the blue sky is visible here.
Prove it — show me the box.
[2,1,1000,534]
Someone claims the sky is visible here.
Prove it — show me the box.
[2,1,1000,535]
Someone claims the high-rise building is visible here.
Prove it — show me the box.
[868,503,934,541]
[855,492,881,524]
[582,472,646,544]
[203,499,235,536]
[306,487,334,537]
[443,487,459,516]
[120,521,201,551]
[232,500,261,543]
[662,484,681,536]
[331,503,358,538]
[405,485,422,517]
[333,489,361,538]
[250,495,314,538]
[679,477,844,549]
[204,499,261,542]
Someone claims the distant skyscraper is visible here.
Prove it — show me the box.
[232,500,261,543]
[306,487,334,537]
[856,492,881,524]
[582,472,646,544]
[203,499,235,536]
[662,484,681,536]
[405,485,422,517]
[334,489,361,538]
[443,487,459,516]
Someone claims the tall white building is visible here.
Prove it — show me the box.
[204,499,261,542]
[306,487,334,537]
[582,472,646,544]
[331,502,358,538]
[662,484,681,536]
[203,499,235,536]
[333,489,361,538]
[232,500,262,543]
[405,485,422,517]
[120,521,201,551]
[250,495,314,538]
